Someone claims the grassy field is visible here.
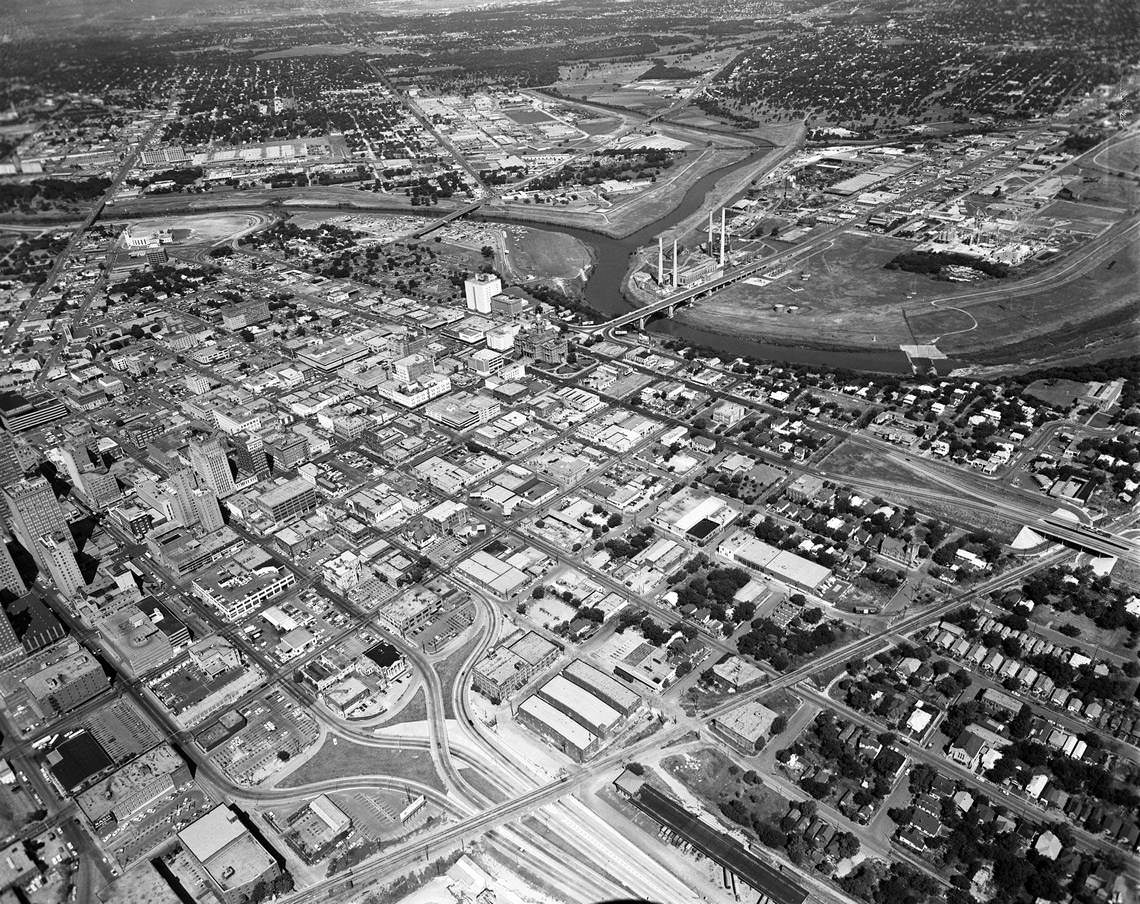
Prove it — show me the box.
[683,230,920,348]
[435,633,484,719]
[489,145,756,239]
[1091,139,1140,177]
[678,211,1140,366]
[280,735,444,791]
[504,226,592,282]
[663,747,788,821]
[819,440,922,487]
[384,688,428,726]
[1022,378,1087,408]
[98,861,180,904]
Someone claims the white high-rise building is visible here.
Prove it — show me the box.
[464,273,502,314]
[486,324,521,352]
[38,530,85,598]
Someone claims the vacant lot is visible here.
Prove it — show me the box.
[1022,378,1087,409]
[281,736,444,791]
[504,226,592,282]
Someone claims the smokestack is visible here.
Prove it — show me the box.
[672,239,679,288]
[657,237,664,285]
[719,208,726,267]
[708,211,714,250]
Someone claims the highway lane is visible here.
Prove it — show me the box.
[283,549,1076,902]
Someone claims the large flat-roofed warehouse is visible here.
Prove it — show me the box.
[536,674,621,736]
[617,774,808,904]
[719,531,832,595]
[562,659,640,715]
[517,694,599,761]
[714,701,778,752]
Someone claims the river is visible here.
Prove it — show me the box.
[111,153,922,371]
[473,151,917,373]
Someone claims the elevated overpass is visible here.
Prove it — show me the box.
[1034,516,1139,561]
[409,199,486,237]
[582,257,776,333]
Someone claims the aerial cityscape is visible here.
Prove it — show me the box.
[0,1,1138,903]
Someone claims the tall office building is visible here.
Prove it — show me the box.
[263,431,309,474]
[81,471,122,510]
[58,442,121,510]
[38,530,85,598]
[0,536,25,598]
[58,442,92,490]
[166,467,202,526]
[0,430,23,489]
[191,489,225,533]
[231,432,269,479]
[464,273,502,314]
[4,476,73,566]
[189,435,235,498]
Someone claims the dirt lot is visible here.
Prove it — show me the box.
[112,212,266,244]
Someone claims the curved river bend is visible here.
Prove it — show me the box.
[473,151,913,373]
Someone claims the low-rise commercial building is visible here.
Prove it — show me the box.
[177,805,282,904]
[472,631,559,701]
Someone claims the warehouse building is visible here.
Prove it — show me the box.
[177,805,282,904]
[536,675,621,737]
[517,695,599,762]
[714,701,778,752]
[562,659,641,715]
[256,476,319,525]
[719,531,833,595]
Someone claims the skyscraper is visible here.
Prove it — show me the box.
[0,430,23,489]
[189,435,235,498]
[58,441,122,510]
[0,536,25,598]
[165,467,201,526]
[4,476,72,565]
[37,530,85,598]
[191,489,225,533]
[231,432,269,479]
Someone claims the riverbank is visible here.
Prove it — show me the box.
[482,146,755,240]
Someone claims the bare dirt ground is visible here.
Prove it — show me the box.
[113,212,266,244]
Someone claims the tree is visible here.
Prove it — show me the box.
[770,715,788,736]
[626,761,645,775]
[835,831,860,859]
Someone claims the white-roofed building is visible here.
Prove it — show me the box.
[517,695,598,761]
[537,674,622,736]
